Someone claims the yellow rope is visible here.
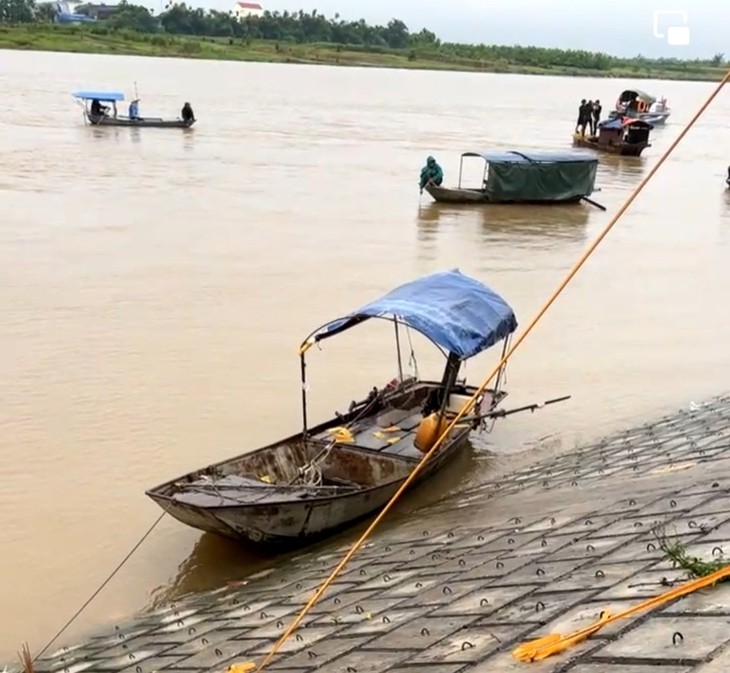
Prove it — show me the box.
[233,67,730,673]
[513,565,730,661]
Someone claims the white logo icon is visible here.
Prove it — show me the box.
[653,10,690,45]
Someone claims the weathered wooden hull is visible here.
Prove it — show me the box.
[425,183,582,205]
[147,380,503,549]
[572,134,649,157]
[87,114,195,128]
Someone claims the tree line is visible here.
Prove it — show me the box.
[1,0,725,71]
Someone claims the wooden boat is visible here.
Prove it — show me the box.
[424,150,599,206]
[573,117,653,157]
[72,90,195,128]
[146,270,541,549]
[610,88,670,125]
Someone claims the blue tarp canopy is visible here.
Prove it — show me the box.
[462,149,598,164]
[304,269,518,359]
[72,90,125,102]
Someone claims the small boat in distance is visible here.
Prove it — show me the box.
[146,270,568,549]
[573,117,653,157]
[72,90,196,128]
[609,88,670,125]
[423,150,599,206]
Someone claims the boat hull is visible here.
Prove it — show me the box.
[87,113,195,128]
[147,380,503,549]
[425,183,583,205]
[147,445,464,547]
[572,134,649,157]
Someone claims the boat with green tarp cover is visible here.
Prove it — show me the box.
[423,149,599,205]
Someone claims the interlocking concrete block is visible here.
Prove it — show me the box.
[593,615,730,661]
[407,624,533,665]
[356,612,473,651]
[434,583,538,618]
[660,582,730,615]
[347,569,417,592]
[538,561,652,593]
[569,666,691,673]
[402,579,489,607]
[114,655,190,673]
[593,567,689,600]
[494,559,591,587]
[690,646,730,672]
[34,661,98,673]
[167,638,269,670]
[539,535,629,563]
[664,513,730,536]
[458,638,608,672]
[477,590,594,626]
[454,555,531,582]
[257,635,374,669]
[289,647,417,672]
[333,606,432,636]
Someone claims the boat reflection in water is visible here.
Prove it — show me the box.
[417,201,593,244]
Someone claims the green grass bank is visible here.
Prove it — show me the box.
[0,23,726,81]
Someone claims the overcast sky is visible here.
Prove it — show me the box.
[178,0,725,59]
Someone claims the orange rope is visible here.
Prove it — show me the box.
[513,565,730,661]
[234,67,730,673]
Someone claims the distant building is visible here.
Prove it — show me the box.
[75,2,120,19]
[231,1,263,20]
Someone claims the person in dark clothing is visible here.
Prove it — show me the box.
[726,165,730,186]
[592,99,602,134]
[586,99,595,135]
[576,99,592,136]
[90,98,108,117]
[181,102,195,123]
[419,155,444,193]
[576,99,586,134]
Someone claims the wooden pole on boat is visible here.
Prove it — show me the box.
[581,195,607,211]
[237,66,730,673]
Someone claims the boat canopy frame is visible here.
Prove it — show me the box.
[72,90,125,123]
[297,269,518,438]
[456,149,599,190]
[618,88,656,105]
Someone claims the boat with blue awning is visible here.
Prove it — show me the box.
[146,270,568,549]
[72,90,196,129]
[609,88,671,125]
[423,149,599,205]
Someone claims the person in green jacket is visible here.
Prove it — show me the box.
[419,156,444,193]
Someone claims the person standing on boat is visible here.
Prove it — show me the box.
[419,156,444,193]
[585,100,596,135]
[592,100,602,134]
[128,98,140,120]
[576,99,591,136]
[181,102,195,123]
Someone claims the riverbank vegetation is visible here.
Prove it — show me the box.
[0,0,726,81]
